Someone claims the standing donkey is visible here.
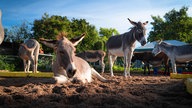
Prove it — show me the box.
[152,41,192,73]
[106,18,148,77]
[76,50,106,73]
[40,33,108,83]
[132,52,169,75]
[18,39,40,73]
[0,10,4,45]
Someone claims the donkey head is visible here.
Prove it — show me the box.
[128,18,148,46]
[40,33,85,78]
[152,40,162,56]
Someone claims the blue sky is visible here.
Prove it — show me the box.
[0,0,192,36]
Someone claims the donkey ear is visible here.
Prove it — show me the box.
[70,33,85,46]
[143,21,148,25]
[156,40,162,44]
[39,38,58,49]
[127,18,137,26]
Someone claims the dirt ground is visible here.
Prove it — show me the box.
[0,72,191,108]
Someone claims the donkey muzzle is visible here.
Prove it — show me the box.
[67,68,76,78]
[141,41,146,46]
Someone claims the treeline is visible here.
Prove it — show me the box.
[4,13,119,54]
[3,6,192,54]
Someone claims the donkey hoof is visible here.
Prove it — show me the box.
[111,74,115,77]
[124,75,132,78]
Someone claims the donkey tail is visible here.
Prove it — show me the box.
[54,75,69,84]
[20,44,34,52]
[20,39,39,52]
[91,68,109,82]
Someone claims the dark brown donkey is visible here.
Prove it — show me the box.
[132,52,169,75]
[76,50,106,73]
[106,18,148,77]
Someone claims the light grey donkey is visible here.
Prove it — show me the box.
[152,41,192,73]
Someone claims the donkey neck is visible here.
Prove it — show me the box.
[160,43,173,56]
[123,29,137,48]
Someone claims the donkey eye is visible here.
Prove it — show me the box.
[137,29,143,33]
[59,51,65,54]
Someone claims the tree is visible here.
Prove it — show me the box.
[70,18,100,53]
[32,13,100,53]
[99,27,119,38]
[5,22,33,43]
[32,13,71,40]
[97,27,119,51]
[148,6,192,43]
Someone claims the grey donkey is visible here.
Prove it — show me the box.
[19,39,40,73]
[40,33,110,83]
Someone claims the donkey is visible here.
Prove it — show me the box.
[76,50,106,73]
[0,10,4,45]
[152,41,192,73]
[40,33,108,83]
[106,18,148,77]
[132,52,169,75]
[18,39,40,73]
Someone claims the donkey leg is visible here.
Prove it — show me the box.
[34,46,39,73]
[143,63,146,75]
[123,55,128,77]
[99,59,105,74]
[171,59,177,73]
[34,55,39,73]
[108,55,116,77]
[27,60,31,72]
[29,56,35,73]
[124,51,133,77]
[23,60,27,72]
[126,58,132,77]
[147,63,150,75]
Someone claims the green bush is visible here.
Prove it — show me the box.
[112,65,143,72]
[0,55,15,71]
[38,55,53,72]
[113,65,124,71]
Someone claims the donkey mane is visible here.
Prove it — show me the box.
[56,32,68,40]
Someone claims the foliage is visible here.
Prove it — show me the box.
[99,27,119,38]
[113,65,124,71]
[32,13,101,53]
[0,55,15,71]
[148,6,192,43]
[4,22,33,43]
[112,65,143,72]
[98,27,119,51]
[38,55,53,72]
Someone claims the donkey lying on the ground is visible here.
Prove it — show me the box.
[152,41,192,73]
[40,33,109,83]
[76,50,106,73]
[18,39,40,73]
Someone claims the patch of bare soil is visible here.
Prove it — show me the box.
[0,73,191,108]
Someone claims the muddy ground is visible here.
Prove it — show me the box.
[0,72,191,108]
